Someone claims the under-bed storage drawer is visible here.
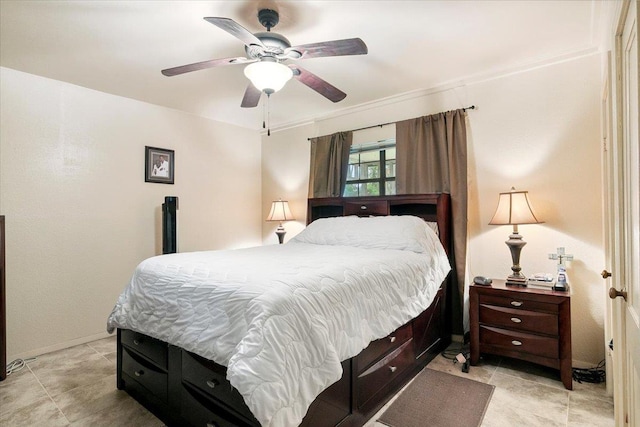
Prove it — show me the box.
[182,351,257,424]
[181,383,248,427]
[120,329,168,369]
[357,339,413,408]
[122,346,168,402]
[357,323,412,373]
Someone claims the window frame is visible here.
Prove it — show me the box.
[344,141,396,197]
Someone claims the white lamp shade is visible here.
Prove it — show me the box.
[489,189,543,225]
[244,61,293,93]
[266,200,294,222]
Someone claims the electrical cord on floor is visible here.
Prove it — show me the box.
[572,359,606,384]
[441,342,469,361]
[6,357,36,376]
[441,342,471,372]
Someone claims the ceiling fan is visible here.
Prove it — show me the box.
[161,8,368,108]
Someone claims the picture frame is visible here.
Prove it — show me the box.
[145,146,174,184]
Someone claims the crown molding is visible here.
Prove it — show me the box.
[266,47,600,136]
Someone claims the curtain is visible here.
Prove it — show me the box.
[308,131,353,198]
[396,109,468,333]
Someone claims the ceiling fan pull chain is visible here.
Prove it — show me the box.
[262,96,266,130]
[267,93,271,136]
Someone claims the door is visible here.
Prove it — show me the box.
[606,1,639,425]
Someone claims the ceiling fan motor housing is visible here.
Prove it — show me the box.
[258,9,279,30]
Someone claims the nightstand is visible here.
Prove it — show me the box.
[469,279,572,390]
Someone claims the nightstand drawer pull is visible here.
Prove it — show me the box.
[134,369,144,377]
[510,317,522,323]
[510,301,523,307]
[511,340,523,346]
[389,366,397,373]
[389,336,396,343]
[206,379,219,389]
[206,422,220,427]
[133,339,142,345]
[360,205,367,210]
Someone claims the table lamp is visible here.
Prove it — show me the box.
[266,199,294,244]
[489,187,543,285]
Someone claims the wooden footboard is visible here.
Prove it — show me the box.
[116,278,450,427]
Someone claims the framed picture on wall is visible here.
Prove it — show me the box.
[145,146,175,184]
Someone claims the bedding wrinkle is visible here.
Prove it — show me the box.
[107,217,450,427]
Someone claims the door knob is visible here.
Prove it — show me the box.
[608,287,627,301]
[601,270,612,279]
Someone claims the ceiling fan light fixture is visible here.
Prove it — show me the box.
[244,61,293,93]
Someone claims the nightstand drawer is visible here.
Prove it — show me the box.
[344,201,388,216]
[357,323,412,373]
[479,325,558,359]
[479,304,558,336]
[479,294,558,314]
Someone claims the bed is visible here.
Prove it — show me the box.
[108,193,453,427]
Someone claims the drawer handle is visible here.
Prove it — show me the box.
[360,205,367,210]
[133,339,142,346]
[134,370,144,377]
[389,336,396,343]
[206,379,220,389]
[206,423,220,427]
[389,366,397,373]
[510,317,522,323]
[510,301,523,307]
[511,340,523,346]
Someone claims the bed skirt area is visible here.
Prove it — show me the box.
[116,279,450,427]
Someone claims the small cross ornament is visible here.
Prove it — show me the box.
[549,247,573,291]
[549,247,574,267]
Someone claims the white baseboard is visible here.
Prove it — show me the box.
[8,331,114,362]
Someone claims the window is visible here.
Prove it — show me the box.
[344,139,396,197]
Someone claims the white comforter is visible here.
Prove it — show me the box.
[107,241,450,426]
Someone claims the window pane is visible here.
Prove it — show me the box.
[385,180,396,195]
[349,153,360,163]
[360,150,380,163]
[347,164,359,181]
[385,147,396,160]
[344,183,359,197]
[363,162,380,179]
[385,159,396,178]
[364,182,380,196]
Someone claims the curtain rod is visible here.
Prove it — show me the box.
[307,105,475,140]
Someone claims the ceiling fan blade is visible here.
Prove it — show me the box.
[161,57,253,76]
[204,17,266,48]
[289,65,346,103]
[241,83,262,108]
[286,38,368,60]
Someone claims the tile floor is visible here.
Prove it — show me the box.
[0,337,614,426]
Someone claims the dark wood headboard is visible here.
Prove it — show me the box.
[307,194,451,256]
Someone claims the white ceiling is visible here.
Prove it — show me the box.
[0,1,606,132]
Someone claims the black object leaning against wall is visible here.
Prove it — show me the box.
[162,197,178,254]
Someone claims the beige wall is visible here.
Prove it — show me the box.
[0,67,262,360]
[261,54,605,365]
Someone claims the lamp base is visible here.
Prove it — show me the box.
[506,275,528,287]
[275,224,286,245]
[505,229,527,286]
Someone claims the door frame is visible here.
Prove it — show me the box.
[605,0,637,424]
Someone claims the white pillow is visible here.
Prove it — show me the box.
[290,215,442,253]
